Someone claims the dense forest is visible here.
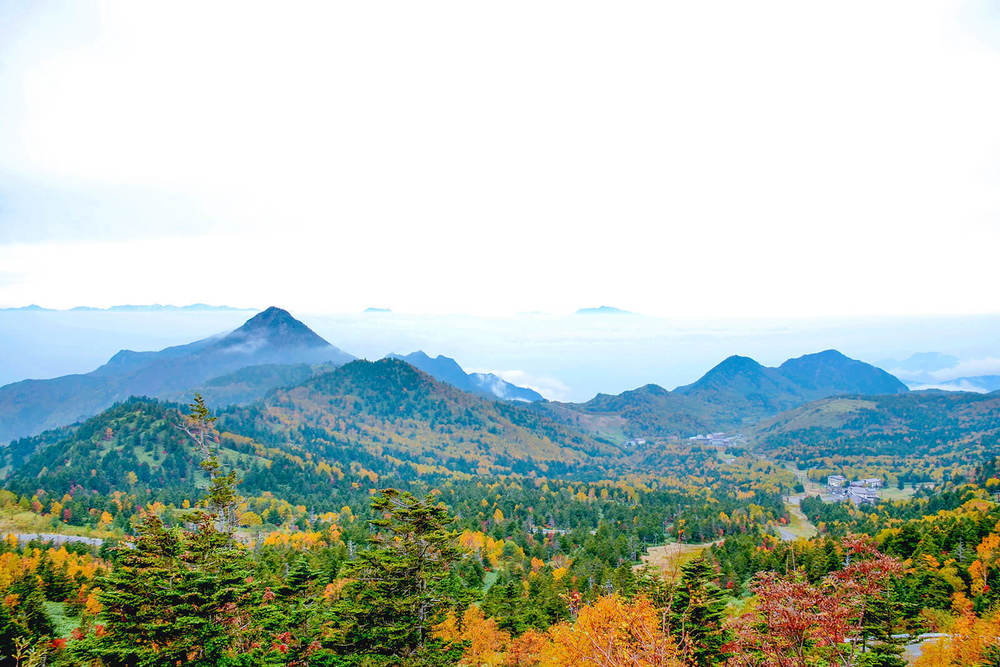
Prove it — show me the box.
[0,391,998,664]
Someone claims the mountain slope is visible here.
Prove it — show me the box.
[388,351,543,402]
[548,350,908,438]
[223,358,617,476]
[1,360,623,503]
[0,307,354,442]
[752,391,1000,467]
[777,350,908,396]
[0,398,356,505]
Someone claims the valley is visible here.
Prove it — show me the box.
[0,307,997,665]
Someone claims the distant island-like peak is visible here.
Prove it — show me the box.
[575,306,631,315]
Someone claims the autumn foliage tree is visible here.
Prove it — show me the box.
[544,595,681,666]
[724,535,905,667]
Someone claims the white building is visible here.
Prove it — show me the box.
[848,486,878,506]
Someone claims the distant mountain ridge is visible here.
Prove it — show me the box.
[909,375,1000,393]
[0,303,253,312]
[576,306,631,315]
[0,307,354,442]
[543,349,908,438]
[387,351,543,402]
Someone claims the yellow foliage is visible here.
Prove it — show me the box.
[460,605,510,666]
[542,595,680,666]
[85,587,103,615]
[434,606,510,666]
[915,609,1000,666]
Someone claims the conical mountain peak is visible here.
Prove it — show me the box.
[220,307,330,349]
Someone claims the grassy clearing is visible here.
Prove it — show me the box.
[782,502,818,540]
[880,484,918,502]
[43,601,81,638]
[638,541,719,580]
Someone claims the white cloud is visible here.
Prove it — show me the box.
[472,369,572,403]
[0,2,998,317]
[928,357,1000,381]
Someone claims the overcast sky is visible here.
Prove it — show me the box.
[1,1,998,316]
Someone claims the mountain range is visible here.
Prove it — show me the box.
[387,351,543,402]
[0,307,353,442]
[0,302,914,452]
[1,358,619,494]
[0,317,947,500]
[0,303,253,312]
[543,350,908,438]
[0,308,549,444]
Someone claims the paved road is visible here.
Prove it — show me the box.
[901,633,949,663]
[9,532,104,547]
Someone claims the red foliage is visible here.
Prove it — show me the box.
[724,535,905,667]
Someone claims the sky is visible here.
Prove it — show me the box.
[1,1,999,316]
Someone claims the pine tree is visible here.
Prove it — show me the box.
[75,405,271,666]
[331,489,467,664]
[279,554,318,597]
[668,556,730,666]
[12,589,53,642]
[177,393,241,533]
[0,601,18,667]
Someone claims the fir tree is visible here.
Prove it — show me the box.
[668,556,730,666]
[12,589,54,641]
[279,554,318,597]
[76,409,271,666]
[331,489,467,664]
[0,601,17,667]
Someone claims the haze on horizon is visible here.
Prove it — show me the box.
[1,1,999,318]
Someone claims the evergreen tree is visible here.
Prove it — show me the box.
[0,601,18,667]
[856,580,907,667]
[36,552,73,602]
[668,556,730,666]
[279,554,318,597]
[330,489,467,664]
[13,589,54,641]
[75,402,271,666]
[178,393,241,533]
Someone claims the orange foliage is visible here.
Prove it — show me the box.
[542,595,681,666]
[435,605,511,666]
[505,629,549,666]
[461,605,510,666]
[915,608,1000,666]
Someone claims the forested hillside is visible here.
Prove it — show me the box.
[544,349,908,438]
[753,390,1000,482]
[223,358,622,478]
